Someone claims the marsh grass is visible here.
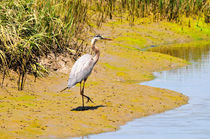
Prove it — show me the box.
[92,0,208,23]
[0,0,89,90]
[0,0,208,90]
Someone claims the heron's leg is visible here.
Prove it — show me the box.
[80,82,84,108]
[81,79,94,103]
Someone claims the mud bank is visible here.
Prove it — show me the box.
[2,19,208,138]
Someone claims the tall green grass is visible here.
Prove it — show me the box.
[91,0,209,23]
[0,0,89,90]
[0,0,208,90]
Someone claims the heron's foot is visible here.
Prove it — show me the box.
[85,96,94,103]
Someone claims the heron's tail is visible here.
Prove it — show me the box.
[67,78,76,88]
[59,87,69,92]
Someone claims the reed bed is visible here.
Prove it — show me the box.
[0,0,208,90]
[0,0,89,90]
[90,0,209,23]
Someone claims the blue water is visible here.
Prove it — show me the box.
[76,43,210,139]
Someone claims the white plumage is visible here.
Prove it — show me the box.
[68,54,95,88]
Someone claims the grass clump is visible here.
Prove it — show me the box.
[0,0,89,90]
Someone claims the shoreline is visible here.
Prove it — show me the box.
[1,18,209,138]
[0,41,189,138]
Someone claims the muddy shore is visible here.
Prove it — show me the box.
[1,18,208,138]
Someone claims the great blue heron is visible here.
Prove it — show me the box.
[60,35,112,107]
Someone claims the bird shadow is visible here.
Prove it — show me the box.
[71,105,105,111]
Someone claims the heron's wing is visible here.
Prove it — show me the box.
[68,54,94,88]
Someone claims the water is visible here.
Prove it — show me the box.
[80,42,210,139]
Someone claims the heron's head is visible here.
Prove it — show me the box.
[93,35,104,40]
[91,34,112,45]
[92,34,112,42]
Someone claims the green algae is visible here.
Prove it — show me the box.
[105,16,209,52]
[103,63,126,71]
[162,17,210,40]
[9,95,36,101]
[116,33,146,47]
[143,74,155,81]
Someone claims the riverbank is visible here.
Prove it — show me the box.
[1,17,209,138]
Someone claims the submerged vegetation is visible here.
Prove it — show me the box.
[0,0,209,90]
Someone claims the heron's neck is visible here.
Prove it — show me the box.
[91,39,100,64]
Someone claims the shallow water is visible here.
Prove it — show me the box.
[80,42,210,139]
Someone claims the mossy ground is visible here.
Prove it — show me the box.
[1,17,209,138]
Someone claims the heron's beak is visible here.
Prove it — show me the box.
[103,38,112,41]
